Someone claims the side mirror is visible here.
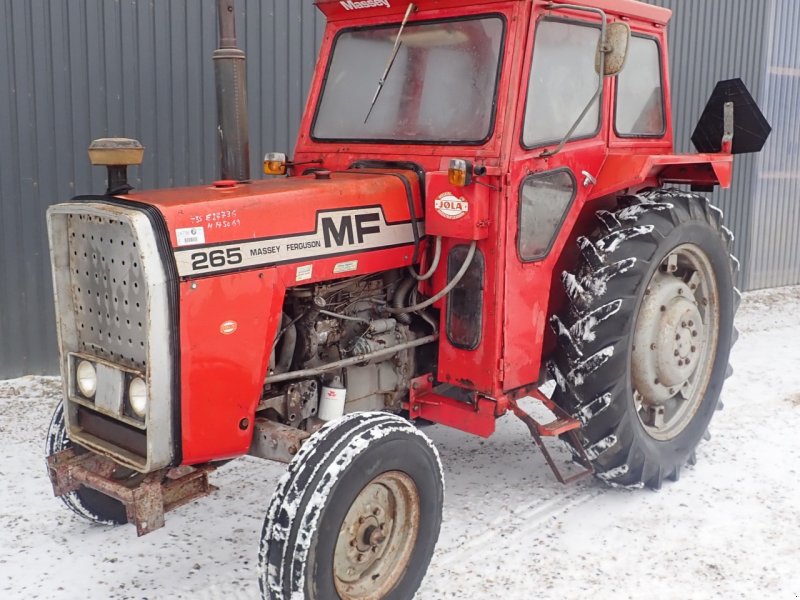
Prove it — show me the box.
[597,22,631,76]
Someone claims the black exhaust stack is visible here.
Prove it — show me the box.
[215,0,250,182]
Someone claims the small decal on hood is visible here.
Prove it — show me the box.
[176,227,205,247]
[296,264,313,282]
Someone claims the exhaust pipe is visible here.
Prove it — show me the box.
[214,0,250,182]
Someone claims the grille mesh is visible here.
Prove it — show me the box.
[67,213,147,370]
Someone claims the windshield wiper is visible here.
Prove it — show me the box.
[364,3,416,124]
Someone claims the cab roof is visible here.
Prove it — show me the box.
[315,0,672,25]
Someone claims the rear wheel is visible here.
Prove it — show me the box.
[259,412,444,599]
[45,401,129,525]
[550,190,739,488]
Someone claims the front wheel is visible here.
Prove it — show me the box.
[259,412,444,600]
[550,190,739,489]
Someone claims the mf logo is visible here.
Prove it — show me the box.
[321,212,382,248]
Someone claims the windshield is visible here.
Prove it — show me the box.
[313,16,505,144]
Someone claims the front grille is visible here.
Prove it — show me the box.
[67,213,148,370]
[48,201,175,473]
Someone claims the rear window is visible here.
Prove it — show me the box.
[615,36,666,137]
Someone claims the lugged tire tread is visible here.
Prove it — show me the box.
[550,189,739,489]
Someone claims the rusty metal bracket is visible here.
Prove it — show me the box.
[47,448,217,536]
[508,395,594,485]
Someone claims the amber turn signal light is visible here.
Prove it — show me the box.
[448,159,473,187]
[263,152,288,176]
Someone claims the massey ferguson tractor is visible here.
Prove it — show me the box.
[43,0,770,597]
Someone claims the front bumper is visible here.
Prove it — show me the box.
[47,447,216,536]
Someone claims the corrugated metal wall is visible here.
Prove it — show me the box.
[647,0,772,291]
[0,1,324,377]
[0,0,795,377]
[747,0,800,290]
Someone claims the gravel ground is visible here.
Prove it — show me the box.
[1,285,799,599]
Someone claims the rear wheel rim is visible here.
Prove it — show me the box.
[333,471,420,600]
[631,243,720,441]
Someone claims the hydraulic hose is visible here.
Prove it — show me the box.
[386,240,477,316]
[408,236,442,281]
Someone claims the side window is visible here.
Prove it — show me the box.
[523,20,602,148]
[615,36,666,136]
[519,170,576,261]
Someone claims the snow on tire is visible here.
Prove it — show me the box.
[258,412,444,600]
[550,190,739,489]
[45,400,129,525]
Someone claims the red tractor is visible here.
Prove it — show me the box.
[44,0,770,598]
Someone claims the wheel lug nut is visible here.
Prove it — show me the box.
[674,350,680,357]
[688,320,694,327]
[660,305,667,312]
[675,334,681,341]
[682,321,687,328]
[691,346,697,353]
[650,343,657,351]
[692,331,698,337]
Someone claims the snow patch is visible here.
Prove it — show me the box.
[576,393,613,425]
[721,225,735,243]
[549,362,567,393]
[708,203,724,220]
[585,435,617,460]
[568,346,615,387]
[596,226,654,255]
[570,300,623,344]
[616,202,673,222]
[597,464,629,482]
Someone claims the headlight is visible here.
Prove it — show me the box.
[76,361,97,398]
[128,377,148,418]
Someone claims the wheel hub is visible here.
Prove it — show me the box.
[334,471,420,600]
[633,277,706,403]
[631,245,720,441]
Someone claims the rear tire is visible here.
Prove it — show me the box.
[45,401,129,525]
[258,412,444,599]
[550,190,739,489]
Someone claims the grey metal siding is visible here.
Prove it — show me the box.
[647,0,772,291]
[747,0,800,290]
[0,1,324,377]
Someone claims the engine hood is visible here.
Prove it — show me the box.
[118,170,424,279]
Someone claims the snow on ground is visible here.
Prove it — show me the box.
[1,286,799,600]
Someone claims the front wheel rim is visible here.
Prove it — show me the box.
[333,471,420,600]
[631,244,721,441]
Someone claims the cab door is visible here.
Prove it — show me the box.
[502,12,613,390]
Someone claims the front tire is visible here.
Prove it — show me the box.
[550,190,739,489]
[45,401,129,525]
[259,412,444,600]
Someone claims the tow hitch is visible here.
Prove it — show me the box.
[46,448,217,536]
